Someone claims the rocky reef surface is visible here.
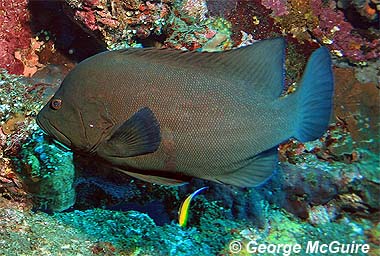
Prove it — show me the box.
[0,0,379,255]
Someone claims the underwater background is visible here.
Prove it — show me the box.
[0,0,379,255]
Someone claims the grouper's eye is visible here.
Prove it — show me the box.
[50,98,62,110]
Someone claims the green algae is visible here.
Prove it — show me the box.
[14,130,75,212]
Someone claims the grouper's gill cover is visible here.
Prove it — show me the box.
[36,38,334,187]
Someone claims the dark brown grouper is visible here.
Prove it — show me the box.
[36,38,334,187]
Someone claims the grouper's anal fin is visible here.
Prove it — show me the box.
[211,147,278,187]
[117,38,286,99]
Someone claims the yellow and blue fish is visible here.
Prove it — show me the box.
[178,187,208,227]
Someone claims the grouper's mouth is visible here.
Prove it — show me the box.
[36,116,72,149]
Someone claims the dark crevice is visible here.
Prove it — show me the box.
[28,0,107,63]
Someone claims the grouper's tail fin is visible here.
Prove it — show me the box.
[295,47,334,142]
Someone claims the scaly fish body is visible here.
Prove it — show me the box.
[37,38,334,187]
[88,54,289,172]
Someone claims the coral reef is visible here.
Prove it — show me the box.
[261,0,289,16]
[164,14,233,51]
[0,1,379,255]
[1,201,376,255]
[0,0,32,74]
[14,131,75,212]
[352,58,380,85]
[71,155,267,228]
[64,0,173,49]
[62,0,235,51]
[59,0,380,62]
[337,0,379,21]
[310,0,379,62]
[263,0,380,62]
[269,62,380,222]
[0,67,73,212]
[181,0,208,21]
[0,71,42,211]
[333,67,380,152]
[265,63,380,223]
[28,1,107,62]
[274,127,380,221]
[264,153,379,220]
[0,156,31,210]
[0,1,54,77]
[224,0,281,44]
[0,70,45,157]
[187,180,266,227]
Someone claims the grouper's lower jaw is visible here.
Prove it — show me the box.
[36,116,52,138]
[36,116,73,149]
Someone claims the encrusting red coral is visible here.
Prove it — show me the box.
[310,0,380,62]
[262,0,380,62]
[0,0,33,74]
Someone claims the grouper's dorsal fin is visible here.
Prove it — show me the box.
[117,38,286,99]
[227,38,286,99]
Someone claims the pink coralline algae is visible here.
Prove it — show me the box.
[258,0,379,62]
[261,0,288,16]
[74,9,98,31]
[310,0,380,62]
[0,0,33,74]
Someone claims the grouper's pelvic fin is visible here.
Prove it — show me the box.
[294,47,334,142]
[117,169,188,186]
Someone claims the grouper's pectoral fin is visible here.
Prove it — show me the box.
[212,147,278,187]
[97,107,161,157]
